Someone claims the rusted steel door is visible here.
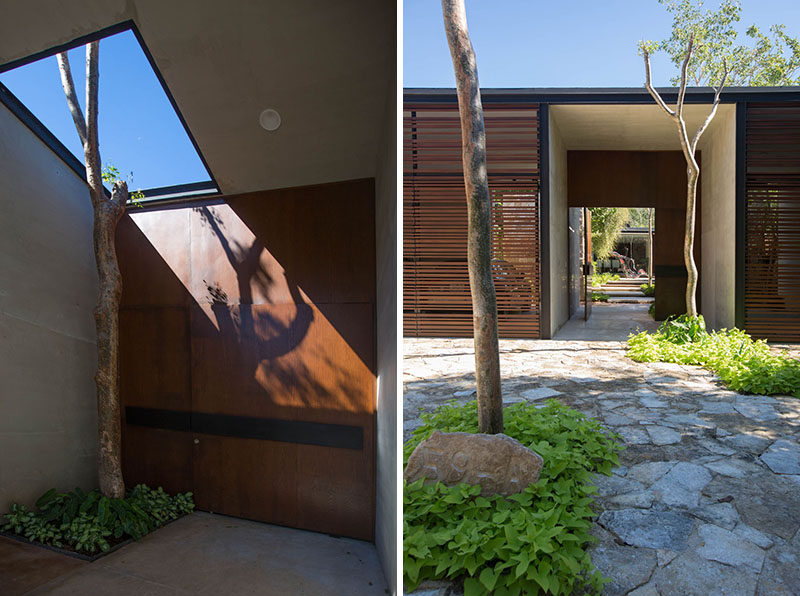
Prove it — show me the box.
[584,208,592,321]
[118,179,376,541]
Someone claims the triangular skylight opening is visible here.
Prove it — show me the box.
[0,24,217,198]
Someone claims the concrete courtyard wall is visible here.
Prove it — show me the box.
[548,112,570,336]
[699,104,736,330]
[0,102,98,511]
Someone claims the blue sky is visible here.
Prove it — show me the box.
[404,0,800,88]
[0,29,211,190]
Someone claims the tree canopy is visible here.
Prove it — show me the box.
[658,0,800,87]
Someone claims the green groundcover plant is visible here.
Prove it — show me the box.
[404,400,623,596]
[591,272,620,287]
[2,485,194,555]
[628,314,800,397]
[640,283,655,297]
[591,292,610,302]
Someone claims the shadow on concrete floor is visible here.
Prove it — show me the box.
[1,512,388,596]
[553,303,658,342]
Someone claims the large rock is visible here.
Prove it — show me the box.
[403,430,543,496]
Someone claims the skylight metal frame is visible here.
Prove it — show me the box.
[0,20,219,202]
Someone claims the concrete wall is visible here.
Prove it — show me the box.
[568,208,582,317]
[0,102,98,511]
[699,105,736,330]
[549,113,570,336]
[374,68,397,593]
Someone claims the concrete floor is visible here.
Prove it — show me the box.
[2,512,388,595]
[554,303,658,341]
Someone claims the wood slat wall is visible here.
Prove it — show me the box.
[404,103,542,338]
[745,102,800,342]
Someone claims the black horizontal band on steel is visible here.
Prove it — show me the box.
[125,407,363,450]
[654,265,688,278]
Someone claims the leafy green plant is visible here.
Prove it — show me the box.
[102,164,145,207]
[2,485,194,555]
[628,321,800,397]
[640,283,655,297]
[648,303,656,319]
[404,400,623,595]
[658,314,707,344]
[591,292,609,302]
[592,272,620,287]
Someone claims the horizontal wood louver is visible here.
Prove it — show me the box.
[404,103,541,338]
[745,102,800,342]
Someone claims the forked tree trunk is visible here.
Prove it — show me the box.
[58,42,128,498]
[442,0,502,433]
[641,36,727,318]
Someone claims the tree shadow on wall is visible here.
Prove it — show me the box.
[192,205,369,412]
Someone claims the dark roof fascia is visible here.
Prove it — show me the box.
[0,20,220,200]
[404,86,800,105]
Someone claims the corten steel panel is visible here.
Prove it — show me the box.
[745,102,800,342]
[404,103,542,338]
[568,150,700,320]
[117,178,376,540]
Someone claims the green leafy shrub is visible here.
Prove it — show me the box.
[592,272,620,287]
[1,485,194,554]
[648,303,656,319]
[591,292,609,302]
[640,283,655,297]
[404,400,623,595]
[628,317,800,397]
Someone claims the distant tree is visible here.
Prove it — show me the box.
[627,208,653,228]
[658,0,800,86]
[58,44,128,498]
[442,0,502,434]
[590,207,631,260]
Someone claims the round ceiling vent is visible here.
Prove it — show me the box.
[259,109,281,131]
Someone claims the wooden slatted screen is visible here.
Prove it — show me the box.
[404,103,541,338]
[745,102,800,342]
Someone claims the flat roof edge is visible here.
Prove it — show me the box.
[404,86,800,104]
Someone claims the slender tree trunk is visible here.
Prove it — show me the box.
[684,167,699,316]
[93,199,126,498]
[648,208,653,286]
[442,0,502,433]
[58,42,128,498]
[642,36,726,319]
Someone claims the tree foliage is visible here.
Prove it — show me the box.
[658,0,800,86]
[589,207,630,260]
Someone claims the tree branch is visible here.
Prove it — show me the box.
[642,42,677,120]
[676,34,694,121]
[691,57,728,153]
[56,52,87,146]
[84,41,103,206]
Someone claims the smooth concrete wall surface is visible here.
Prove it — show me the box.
[374,72,397,594]
[699,105,736,330]
[0,102,98,511]
[568,208,583,317]
[549,113,570,336]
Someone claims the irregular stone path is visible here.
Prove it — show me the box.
[404,337,800,596]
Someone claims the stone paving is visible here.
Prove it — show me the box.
[404,333,800,596]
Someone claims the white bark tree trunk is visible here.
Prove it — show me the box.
[641,37,727,318]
